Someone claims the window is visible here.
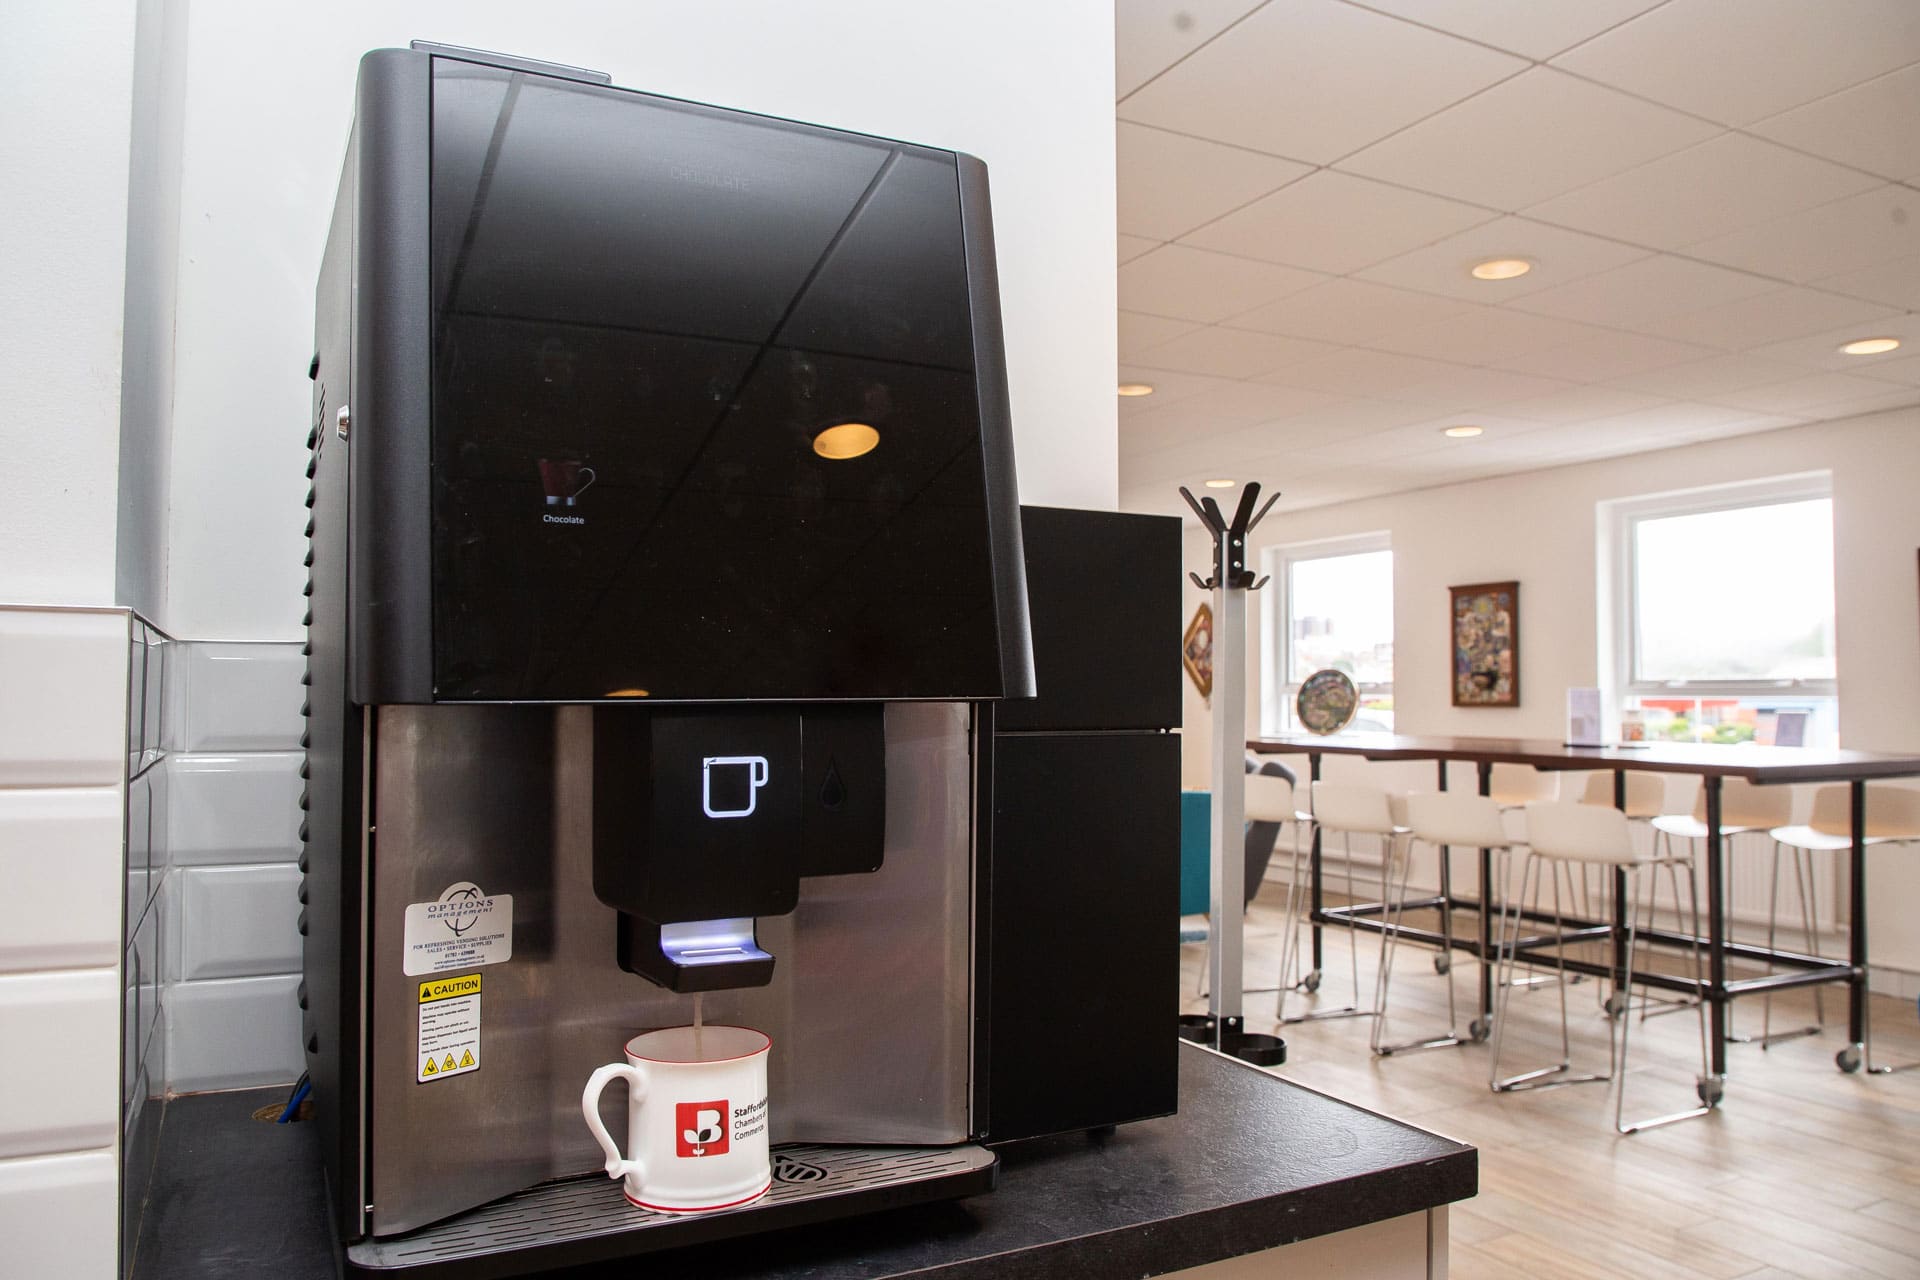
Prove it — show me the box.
[1608,475,1836,746]
[1263,534,1393,734]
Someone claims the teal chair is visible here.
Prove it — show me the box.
[1179,792,1211,941]
[1181,764,1301,979]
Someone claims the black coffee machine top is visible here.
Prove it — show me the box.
[336,46,1034,708]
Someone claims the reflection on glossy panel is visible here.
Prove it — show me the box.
[427,61,998,701]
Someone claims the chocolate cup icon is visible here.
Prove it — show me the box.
[538,459,596,507]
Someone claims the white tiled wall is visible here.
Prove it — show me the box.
[155,640,306,1093]
[0,607,131,1280]
[0,1150,119,1280]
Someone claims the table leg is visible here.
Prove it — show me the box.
[1846,779,1867,1070]
[1476,761,1494,1036]
[1703,775,1728,1089]
[1611,771,1629,1004]
[1310,752,1324,977]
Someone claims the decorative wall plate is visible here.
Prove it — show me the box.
[1296,669,1358,735]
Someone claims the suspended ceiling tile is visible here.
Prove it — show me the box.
[1354,215,1651,302]
[1507,255,1779,328]
[1118,244,1327,322]
[1115,366,1238,410]
[1239,395,1436,436]
[1347,0,1665,60]
[1184,170,1496,275]
[1117,234,1162,265]
[1849,353,1920,387]
[1749,64,1920,183]
[1369,366,1581,412]
[1257,346,1465,397]
[1805,387,1920,417]
[1551,0,1920,127]
[1494,329,1715,381]
[1635,286,1900,351]
[1115,0,1268,99]
[1524,132,1883,250]
[1227,278,1472,345]
[1117,0,1526,164]
[1575,402,1763,447]
[1708,371,1914,413]
[1608,354,1812,400]
[1124,324,1345,379]
[1126,380,1350,445]
[1817,253,1920,311]
[1687,185,1920,283]
[1663,414,1815,444]
[1337,68,1719,210]
[1117,309,1201,361]
[1368,305,1615,365]
[1116,123,1312,241]
[1741,313,1920,372]
[1492,385,1673,423]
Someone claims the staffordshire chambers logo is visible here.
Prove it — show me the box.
[424,882,493,938]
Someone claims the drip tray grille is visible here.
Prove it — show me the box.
[348,1144,997,1275]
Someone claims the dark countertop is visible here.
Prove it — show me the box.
[130,1042,1475,1280]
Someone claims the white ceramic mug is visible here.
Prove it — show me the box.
[581,1025,772,1214]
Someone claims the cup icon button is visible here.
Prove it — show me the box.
[702,755,770,820]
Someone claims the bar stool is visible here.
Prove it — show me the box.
[1277,780,1404,1025]
[1491,801,1712,1134]
[1372,792,1515,1055]
[1650,779,1798,1038]
[1574,770,1668,920]
[1772,784,1920,1074]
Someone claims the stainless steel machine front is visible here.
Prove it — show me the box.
[367,702,974,1235]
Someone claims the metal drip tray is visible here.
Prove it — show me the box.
[347,1144,998,1276]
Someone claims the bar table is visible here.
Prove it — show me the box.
[1247,732,1920,1103]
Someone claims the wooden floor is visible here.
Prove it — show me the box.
[1181,880,1920,1280]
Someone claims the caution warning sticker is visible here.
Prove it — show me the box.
[417,972,481,1084]
[403,882,513,977]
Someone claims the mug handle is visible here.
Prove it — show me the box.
[572,466,596,498]
[581,1063,646,1182]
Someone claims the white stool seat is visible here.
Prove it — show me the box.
[1766,824,1857,853]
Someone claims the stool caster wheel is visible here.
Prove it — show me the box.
[1836,1045,1863,1074]
[1433,954,1451,975]
[1604,992,1628,1017]
[1468,1017,1491,1043]
[1302,970,1322,994]
[1695,1076,1724,1107]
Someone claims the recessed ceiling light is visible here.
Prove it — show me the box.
[1441,424,1484,438]
[1118,382,1156,397]
[1203,478,1236,488]
[1838,337,1900,356]
[1470,258,1532,281]
[812,422,880,459]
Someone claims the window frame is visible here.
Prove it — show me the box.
[1260,531,1393,736]
[1608,472,1836,705]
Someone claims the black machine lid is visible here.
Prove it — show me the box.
[420,57,1025,702]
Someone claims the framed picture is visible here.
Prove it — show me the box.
[1182,602,1213,700]
[1450,581,1519,708]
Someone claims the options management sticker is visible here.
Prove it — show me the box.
[403,881,514,977]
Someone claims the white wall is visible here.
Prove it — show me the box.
[0,5,140,608]
[164,0,1119,640]
[1179,405,1920,974]
[115,0,191,626]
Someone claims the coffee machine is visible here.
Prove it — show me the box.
[302,44,1177,1276]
